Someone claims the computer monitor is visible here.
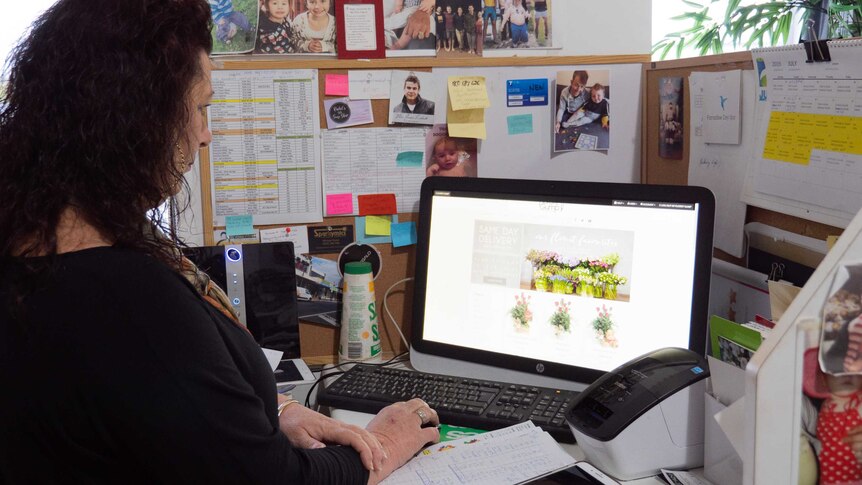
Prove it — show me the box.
[410,177,715,391]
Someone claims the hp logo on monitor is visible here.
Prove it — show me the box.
[535,363,545,373]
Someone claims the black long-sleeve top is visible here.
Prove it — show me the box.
[0,247,368,484]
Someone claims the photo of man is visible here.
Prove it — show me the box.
[389,70,438,125]
[553,69,611,152]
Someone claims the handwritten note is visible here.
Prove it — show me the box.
[447,76,490,111]
[259,225,310,254]
[225,214,254,236]
[447,100,486,139]
[507,114,533,135]
[358,193,397,215]
[366,215,392,236]
[390,222,417,247]
[348,70,392,99]
[325,74,349,96]
[326,193,354,215]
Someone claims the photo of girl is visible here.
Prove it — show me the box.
[255,0,295,54]
[252,0,337,55]
[424,124,478,177]
[292,0,337,53]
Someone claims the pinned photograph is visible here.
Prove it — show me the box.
[389,70,438,125]
[254,0,337,55]
[210,0,259,54]
[383,0,438,57]
[658,77,683,159]
[553,69,610,152]
[424,124,478,177]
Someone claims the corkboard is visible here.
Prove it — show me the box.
[641,52,842,266]
[198,54,650,358]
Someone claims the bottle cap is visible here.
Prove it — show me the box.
[344,261,373,275]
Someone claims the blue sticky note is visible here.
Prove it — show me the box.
[507,114,533,135]
[506,78,549,107]
[225,214,254,237]
[355,215,399,244]
[396,151,424,167]
[391,222,417,248]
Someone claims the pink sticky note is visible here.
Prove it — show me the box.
[326,193,354,215]
[325,74,350,96]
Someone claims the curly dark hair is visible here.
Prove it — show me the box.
[0,0,213,268]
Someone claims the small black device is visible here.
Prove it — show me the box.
[182,241,300,357]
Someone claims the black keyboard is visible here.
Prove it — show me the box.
[318,364,578,443]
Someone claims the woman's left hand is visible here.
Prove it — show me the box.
[278,402,387,472]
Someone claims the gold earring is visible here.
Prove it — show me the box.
[176,143,186,167]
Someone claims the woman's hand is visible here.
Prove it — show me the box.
[278,402,387,472]
[366,398,440,485]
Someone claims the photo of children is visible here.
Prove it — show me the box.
[383,0,438,56]
[658,77,683,159]
[553,69,611,152]
[424,124,478,177]
[436,0,550,58]
[209,0,258,54]
[252,0,337,55]
[388,70,440,125]
[820,264,862,376]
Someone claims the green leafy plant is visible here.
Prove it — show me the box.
[550,299,572,333]
[653,0,862,60]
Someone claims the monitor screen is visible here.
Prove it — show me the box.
[410,177,715,391]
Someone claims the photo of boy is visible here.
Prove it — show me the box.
[425,124,478,177]
[209,0,257,54]
[389,71,439,125]
[553,69,611,152]
[254,0,295,54]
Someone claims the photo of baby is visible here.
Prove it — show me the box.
[253,0,337,55]
[424,124,478,177]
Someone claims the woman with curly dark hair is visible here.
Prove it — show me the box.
[0,0,438,482]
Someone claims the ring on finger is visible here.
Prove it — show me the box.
[416,408,429,425]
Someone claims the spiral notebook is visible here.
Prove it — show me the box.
[742,38,862,228]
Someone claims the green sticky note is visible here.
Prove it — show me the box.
[507,114,533,135]
[365,215,392,236]
[225,214,254,237]
[396,151,424,167]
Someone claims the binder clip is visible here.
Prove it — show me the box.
[803,19,830,62]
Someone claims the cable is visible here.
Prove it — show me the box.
[382,277,414,351]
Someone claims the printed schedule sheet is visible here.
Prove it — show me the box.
[208,69,322,226]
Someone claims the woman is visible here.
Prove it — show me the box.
[0,0,438,482]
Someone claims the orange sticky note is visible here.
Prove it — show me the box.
[358,194,397,215]
[326,193,354,215]
[325,74,349,96]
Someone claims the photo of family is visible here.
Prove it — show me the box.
[388,70,440,125]
[553,69,611,152]
[424,124,478,177]
[435,0,551,59]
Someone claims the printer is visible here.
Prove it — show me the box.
[566,347,710,481]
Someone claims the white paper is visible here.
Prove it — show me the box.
[709,257,771,325]
[715,396,747,457]
[661,469,715,485]
[343,3,378,51]
[706,356,746,406]
[208,69,322,226]
[381,425,575,485]
[260,347,283,371]
[743,41,862,228]
[259,225,310,254]
[702,70,742,144]
[688,71,755,257]
[349,70,393,100]
[322,127,428,215]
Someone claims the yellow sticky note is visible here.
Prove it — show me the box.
[365,215,392,236]
[827,235,840,251]
[448,76,490,111]
[447,100,486,139]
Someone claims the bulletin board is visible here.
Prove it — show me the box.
[198,54,649,359]
[642,52,842,264]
